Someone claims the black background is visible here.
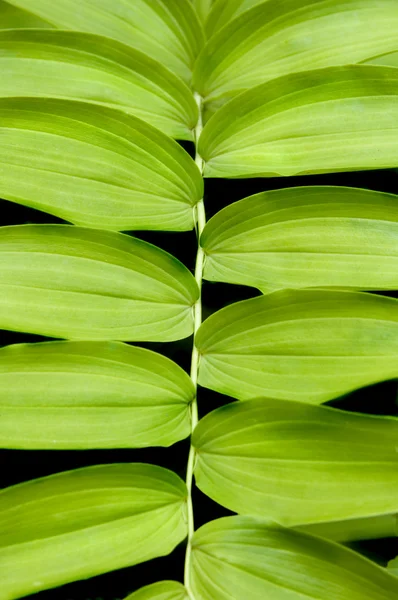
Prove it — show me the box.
[1,160,398,599]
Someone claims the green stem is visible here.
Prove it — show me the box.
[184,92,205,599]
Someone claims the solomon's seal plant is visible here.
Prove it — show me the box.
[0,1,398,599]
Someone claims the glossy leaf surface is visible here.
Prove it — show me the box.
[0,226,198,341]
[0,98,202,231]
[190,516,398,599]
[125,581,188,600]
[0,341,194,449]
[0,30,198,140]
[3,0,204,81]
[201,186,398,293]
[199,65,398,178]
[195,0,398,113]
[193,398,398,525]
[0,464,187,600]
[196,290,398,402]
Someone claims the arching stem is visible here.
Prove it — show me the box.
[184,92,205,599]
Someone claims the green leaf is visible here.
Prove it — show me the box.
[195,0,398,115]
[3,0,204,82]
[0,97,202,231]
[0,0,52,27]
[0,0,52,30]
[192,0,214,23]
[299,514,398,543]
[124,581,188,600]
[366,51,398,68]
[193,398,398,525]
[201,186,398,294]
[205,0,259,38]
[387,557,398,576]
[199,65,398,178]
[0,30,198,140]
[0,464,188,600]
[0,341,194,449]
[196,289,398,402]
[190,516,398,599]
[0,225,198,341]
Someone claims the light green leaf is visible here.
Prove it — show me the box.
[195,0,398,115]
[3,0,204,82]
[192,0,214,23]
[199,65,398,178]
[299,514,398,543]
[205,0,259,38]
[196,289,398,402]
[193,398,398,525]
[0,341,194,449]
[0,0,52,28]
[366,51,398,68]
[0,98,202,231]
[0,464,188,600]
[190,516,398,599]
[0,30,198,140]
[0,225,198,341]
[125,581,188,600]
[201,186,398,294]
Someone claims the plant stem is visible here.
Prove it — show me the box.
[184,92,205,599]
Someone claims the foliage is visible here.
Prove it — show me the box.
[0,1,397,599]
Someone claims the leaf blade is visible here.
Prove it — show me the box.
[4,0,204,81]
[0,225,198,341]
[201,186,398,293]
[0,30,198,140]
[0,464,188,600]
[124,581,188,600]
[190,516,398,600]
[0,97,202,231]
[195,0,398,111]
[192,0,214,23]
[193,398,398,525]
[0,341,194,448]
[298,514,398,543]
[366,51,398,68]
[199,65,398,178]
[196,289,398,402]
[0,0,52,28]
[206,0,270,38]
